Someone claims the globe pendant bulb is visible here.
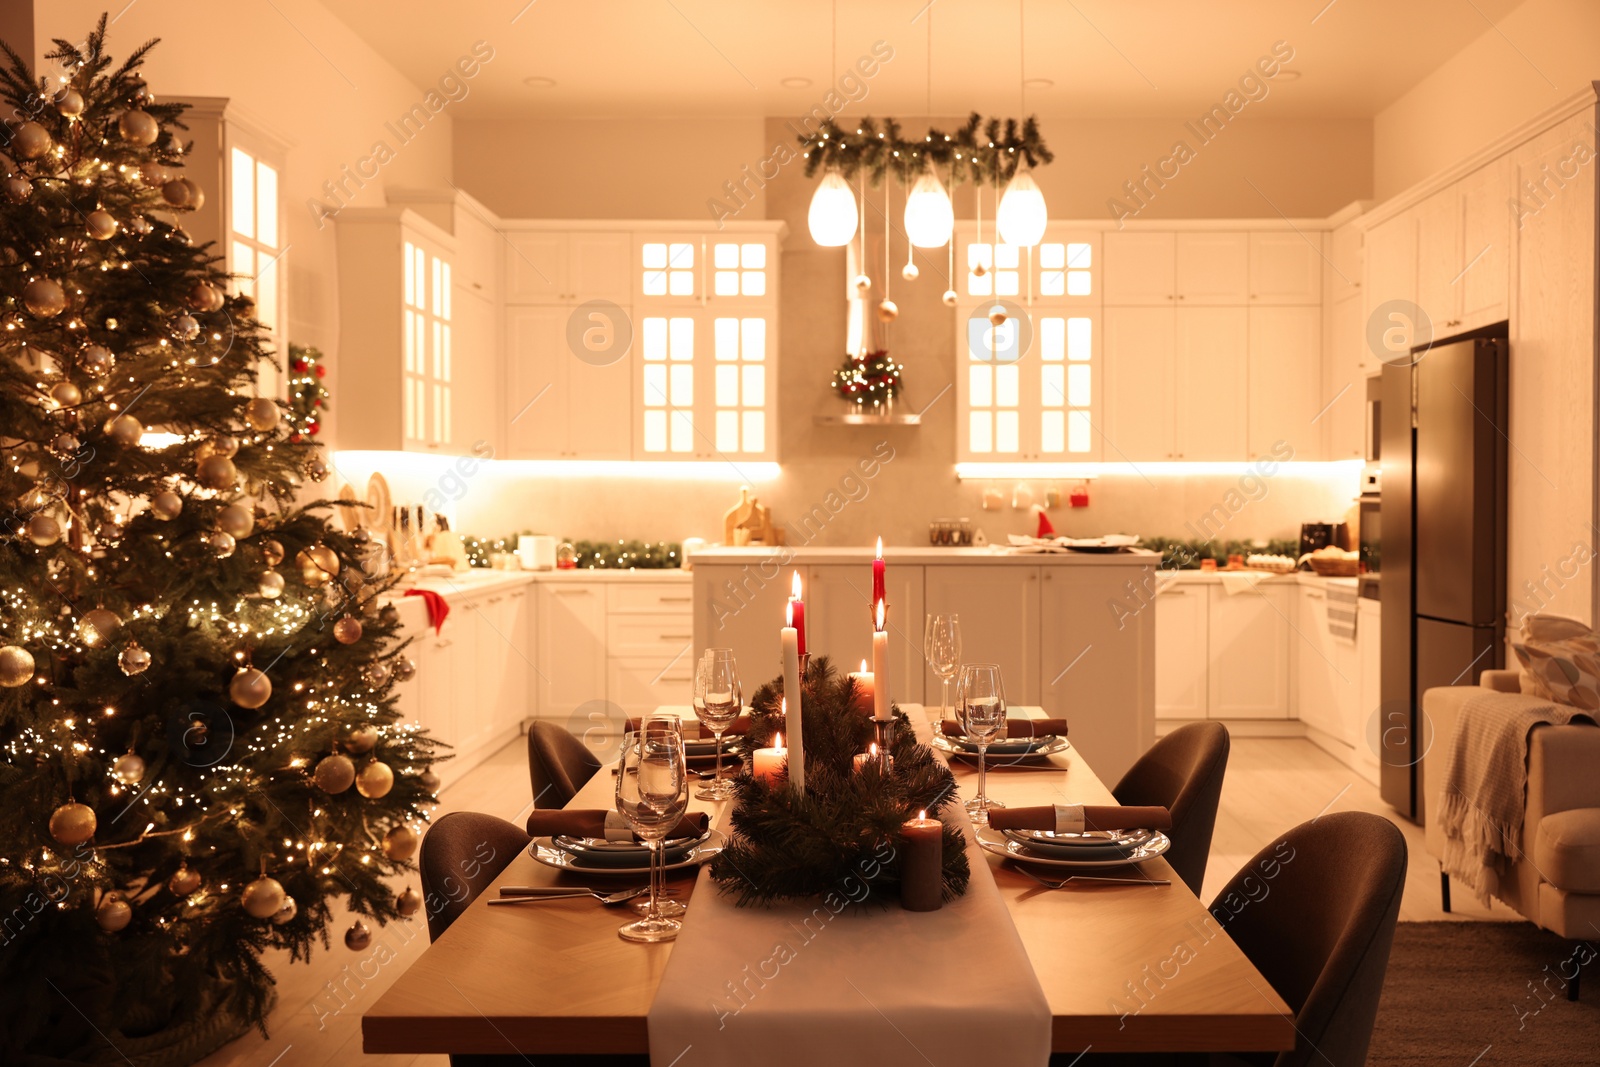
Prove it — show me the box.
[807,169,859,247]
[904,169,955,248]
[997,165,1048,248]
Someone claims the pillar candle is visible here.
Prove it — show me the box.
[852,743,880,774]
[872,599,890,720]
[781,607,805,794]
[848,659,875,715]
[872,536,886,606]
[900,810,943,912]
[789,570,806,657]
[752,733,787,786]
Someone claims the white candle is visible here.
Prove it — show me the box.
[753,733,787,786]
[781,612,805,792]
[848,658,875,716]
[872,598,890,719]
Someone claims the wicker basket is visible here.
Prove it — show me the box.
[1308,557,1360,577]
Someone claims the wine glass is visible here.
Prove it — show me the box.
[694,648,741,801]
[924,614,963,722]
[957,663,1007,822]
[615,715,688,943]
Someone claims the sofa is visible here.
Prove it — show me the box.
[1423,668,1600,998]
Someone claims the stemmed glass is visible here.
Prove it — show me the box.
[957,663,1007,823]
[924,614,962,721]
[615,714,688,943]
[694,648,741,801]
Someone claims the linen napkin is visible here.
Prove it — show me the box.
[525,809,709,841]
[626,714,752,738]
[403,588,450,634]
[989,803,1172,833]
[941,717,1068,739]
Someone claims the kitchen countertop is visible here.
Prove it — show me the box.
[688,545,1159,566]
[398,566,690,600]
[1158,570,1360,589]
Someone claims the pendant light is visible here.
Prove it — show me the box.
[807,3,859,247]
[903,7,954,249]
[996,0,1047,247]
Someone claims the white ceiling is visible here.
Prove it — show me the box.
[322,0,1524,121]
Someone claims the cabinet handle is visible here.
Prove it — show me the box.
[657,596,693,602]
[660,634,693,640]
[488,595,504,603]
[510,590,526,599]
[553,589,590,597]
[1303,590,1325,600]
[1164,588,1191,596]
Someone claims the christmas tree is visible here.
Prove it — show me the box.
[0,20,441,1062]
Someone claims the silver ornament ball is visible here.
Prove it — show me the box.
[112,752,146,785]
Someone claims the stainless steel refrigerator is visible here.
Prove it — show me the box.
[1379,333,1508,821]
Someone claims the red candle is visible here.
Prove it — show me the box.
[789,570,806,656]
[872,536,886,607]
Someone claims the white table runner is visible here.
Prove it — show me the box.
[647,717,1052,1067]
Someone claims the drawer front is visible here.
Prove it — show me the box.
[606,614,695,659]
[607,656,696,717]
[608,582,695,615]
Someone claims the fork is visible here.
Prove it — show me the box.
[1012,866,1170,889]
[489,885,650,906]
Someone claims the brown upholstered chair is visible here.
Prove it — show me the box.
[1112,721,1230,894]
[528,720,602,809]
[419,812,646,1066]
[1208,811,1408,1067]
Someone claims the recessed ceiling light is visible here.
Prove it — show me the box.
[1276,69,1302,80]
[781,76,813,89]
[1023,77,1054,89]
[522,76,557,88]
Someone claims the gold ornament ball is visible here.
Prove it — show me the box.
[80,608,121,647]
[182,178,205,210]
[304,454,329,483]
[314,753,356,794]
[23,277,66,317]
[0,645,36,687]
[187,281,224,312]
[161,178,193,209]
[396,886,422,917]
[196,455,238,491]
[261,539,286,567]
[86,210,118,241]
[297,544,340,587]
[118,109,159,146]
[118,642,151,676]
[168,867,202,896]
[383,824,420,862]
[344,724,379,754]
[876,299,899,322]
[362,661,391,688]
[392,656,417,683]
[989,307,1008,326]
[272,897,298,925]
[112,752,145,785]
[258,570,285,599]
[419,768,441,793]
[142,163,172,188]
[218,503,254,539]
[356,760,394,799]
[901,262,920,281]
[49,381,82,408]
[210,434,239,459]
[3,175,31,202]
[171,314,200,342]
[81,344,114,376]
[853,273,872,292]
[53,433,81,454]
[229,667,272,709]
[150,490,183,521]
[49,801,97,845]
[26,513,61,546]
[207,531,236,559]
[54,87,84,116]
[244,398,280,432]
[333,617,363,645]
[96,893,132,932]
[345,920,372,951]
[106,413,143,448]
[10,120,51,160]
[241,876,286,919]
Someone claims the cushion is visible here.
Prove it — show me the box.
[1534,808,1600,894]
[1512,618,1600,711]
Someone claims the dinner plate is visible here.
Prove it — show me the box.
[932,733,1070,758]
[976,825,1171,869]
[1001,828,1154,860]
[366,473,391,531]
[553,831,705,867]
[530,831,725,875]
[683,737,743,756]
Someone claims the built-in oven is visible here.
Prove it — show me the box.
[1359,375,1382,599]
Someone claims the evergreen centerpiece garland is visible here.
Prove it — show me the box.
[800,113,1053,187]
[709,656,970,907]
[833,350,904,409]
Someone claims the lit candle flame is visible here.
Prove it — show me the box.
[791,570,802,597]
[860,658,868,673]
[869,742,878,756]
[918,809,927,820]
[775,731,785,749]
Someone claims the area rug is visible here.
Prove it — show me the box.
[1368,921,1598,1065]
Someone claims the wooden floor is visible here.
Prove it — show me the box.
[195,736,1513,1067]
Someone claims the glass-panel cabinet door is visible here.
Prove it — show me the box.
[402,236,453,450]
[634,234,777,308]
[633,308,775,461]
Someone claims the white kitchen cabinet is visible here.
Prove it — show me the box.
[605,582,696,716]
[1103,232,1176,305]
[1325,222,1363,305]
[504,305,633,459]
[1323,293,1369,460]
[1207,586,1291,719]
[806,564,924,708]
[631,307,775,461]
[959,307,1102,462]
[504,230,631,304]
[537,582,609,723]
[1249,232,1323,305]
[1363,213,1420,363]
[452,287,498,454]
[1175,232,1250,304]
[414,625,458,758]
[1175,307,1248,460]
[1294,585,1339,738]
[1154,585,1208,720]
[1103,307,1176,461]
[1415,157,1513,344]
[1247,305,1323,459]
[924,565,1041,705]
[693,564,797,688]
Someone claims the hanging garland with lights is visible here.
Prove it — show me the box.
[800,113,1052,187]
[832,350,904,409]
[286,342,329,442]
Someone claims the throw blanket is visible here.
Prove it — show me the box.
[1437,689,1590,905]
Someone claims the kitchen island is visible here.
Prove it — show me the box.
[691,546,1158,781]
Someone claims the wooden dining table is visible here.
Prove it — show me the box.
[363,707,1296,1059]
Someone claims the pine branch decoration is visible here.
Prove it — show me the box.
[799,111,1054,187]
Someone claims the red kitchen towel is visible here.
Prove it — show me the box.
[404,589,450,634]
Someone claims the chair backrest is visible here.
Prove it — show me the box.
[419,812,531,942]
[1112,721,1230,893]
[528,721,602,809]
[1210,811,1407,1067]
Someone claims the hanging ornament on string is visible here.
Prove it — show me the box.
[80,608,121,647]
[23,277,66,317]
[314,753,356,794]
[0,645,36,687]
[150,490,182,521]
[80,344,114,376]
[54,87,84,116]
[333,616,362,645]
[297,544,339,587]
[118,641,151,676]
[383,824,419,861]
[272,896,298,925]
[96,892,133,932]
[344,725,379,754]
[206,531,236,559]
[419,768,441,794]
[362,660,391,688]
[10,121,51,160]
[244,397,280,432]
[49,801,97,845]
[229,666,272,709]
[877,174,898,322]
[241,875,286,919]
[356,759,394,799]
[3,175,31,202]
[218,503,254,539]
[344,920,372,951]
[168,866,202,896]
[396,887,422,917]
[258,570,285,599]
[26,513,61,546]
[261,539,285,567]
[106,413,143,448]
[112,752,146,785]
[392,656,417,683]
